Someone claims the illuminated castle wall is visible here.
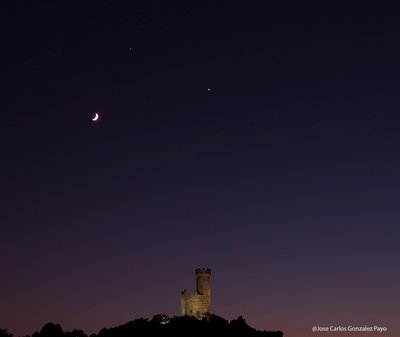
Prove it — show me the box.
[180,268,211,318]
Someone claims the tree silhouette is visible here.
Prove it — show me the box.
[0,329,12,337]
[9,315,283,337]
[32,322,63,337]
[65,330,88,337]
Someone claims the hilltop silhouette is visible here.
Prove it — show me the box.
[3,315,283,337]
[0,329,12,337]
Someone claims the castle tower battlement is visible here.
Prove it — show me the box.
[181,268,211,319]
[196,268,211,296]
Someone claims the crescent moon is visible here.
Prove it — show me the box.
[92,113,99,121]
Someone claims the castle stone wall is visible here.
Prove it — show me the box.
[180,268,211,319]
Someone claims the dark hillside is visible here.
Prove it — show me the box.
[19,315,283,337]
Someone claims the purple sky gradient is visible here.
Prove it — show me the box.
[1,2,399,336]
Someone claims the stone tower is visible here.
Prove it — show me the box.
[180,268,211,319]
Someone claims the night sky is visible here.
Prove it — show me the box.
[1,2,400,337]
